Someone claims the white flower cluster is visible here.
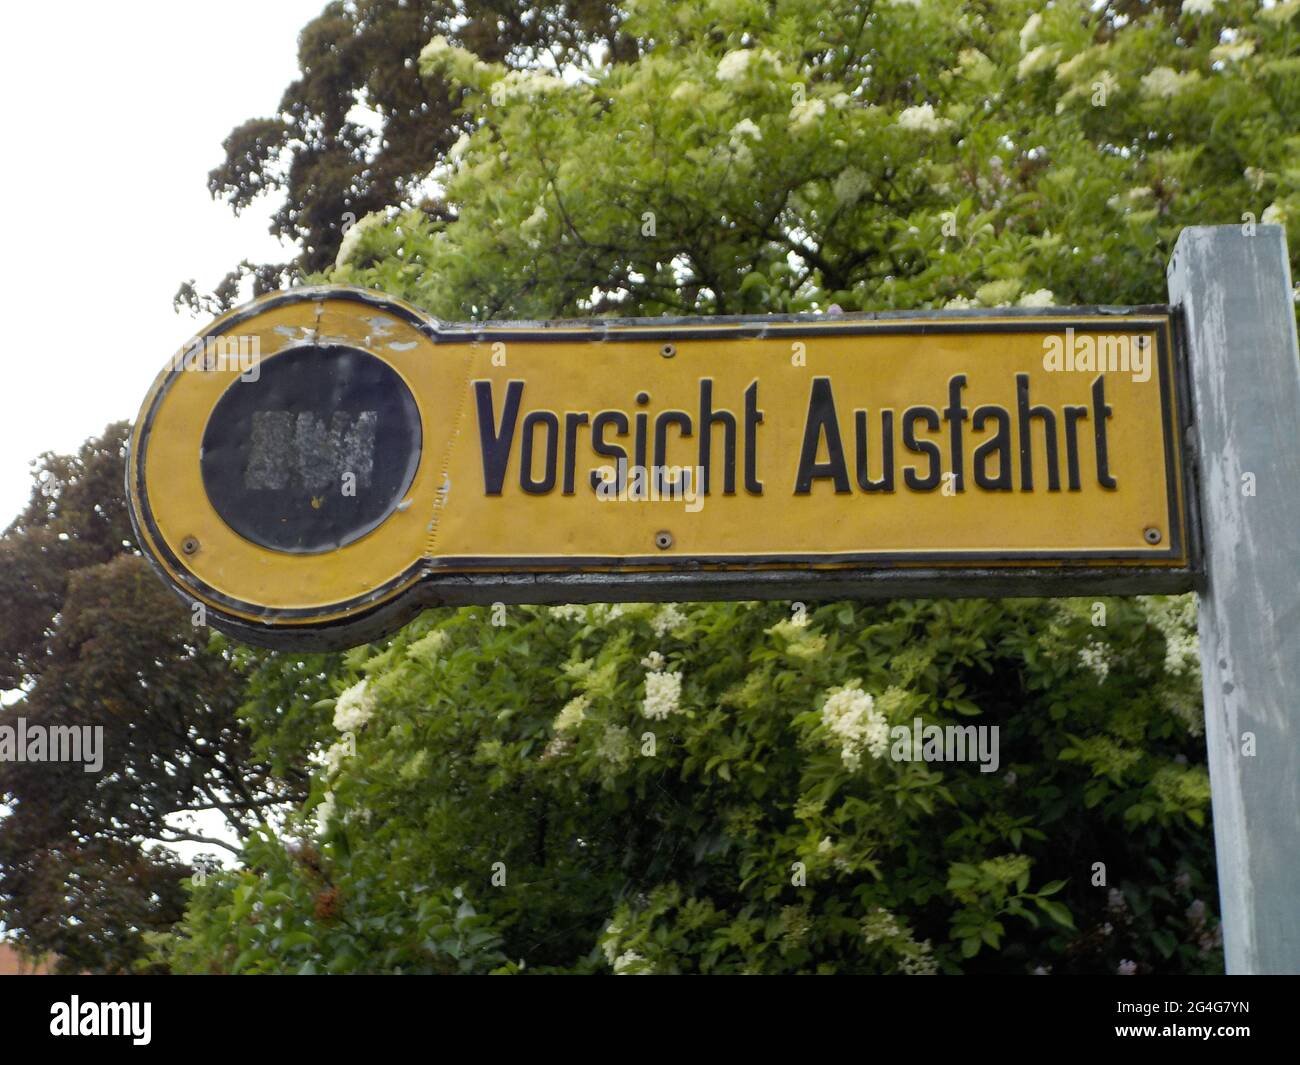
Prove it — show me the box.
[833,166,870,207]
[1211,39,1255,64]
[1141,67,1201,99]
[715,48,780,82]
[1018,45,1060,80]
[323,737,353,779]
[407,628,449,660]
[650,603,687,638]
[788,97,826,132]
[315,791,337,835]
[598,724,633,766]
[1078,641,1112,683]
[642,669,684,720]
[1139,596,1199,677]
[1019,289,1056,308]
[820,687,889,770]
[333,678,376,732]
[446,131,472,165]
[490,69,565,103]
[613,949,650,974]
[1019,13,1043,52]
[548,604,588,621]
[554,694,589,733]
[641,650,665,670]
[334,211,387,269]
[1181,0,1220,16]
[896,103,951,133]
[862,907,903,944]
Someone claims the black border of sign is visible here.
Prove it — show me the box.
[128,286,1201,650]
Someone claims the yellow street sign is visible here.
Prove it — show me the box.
[127,287,1194,648]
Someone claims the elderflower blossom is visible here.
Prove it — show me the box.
[554,694,589,733]
[1262,202,1288,226]
[446,131,472,164]
[1018,45,1061,80]
[598,725,633,766]
[650,603,688,637]
[1211,39,1255,63]
[1261,0,1300,24]
[833,166,871,206]
[334,211,387,269]
[1181,0,1220,16]
[820,686,889,770]
[1141,67,1200,98]
[789,98,827,131]
[642,669,684,720]
[1078,641,1112,683]
[1020,13,1043,51]
[716,48,779,82]
[315,790,338,835]
[407,628,449,659]
[896,102,951,133]
[1019,289,1056,308]
[333,679,376,732]
[323,738,353,779]
[730,118,762,142]
[549,604,587,622]
[613,950,650,974]
[641,651,665,670]
[491,69,566,103]
[1139,596,1200,677]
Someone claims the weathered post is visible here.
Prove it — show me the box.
[1168,224,1300,974]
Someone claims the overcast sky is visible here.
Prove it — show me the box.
[0,0,330,527]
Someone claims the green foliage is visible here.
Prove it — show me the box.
[0,426,304,972]
[331,0,1298,320]
[161,597,1220,974]
[158,828,508,974]
[183,0,635,312]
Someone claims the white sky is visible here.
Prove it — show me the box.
[0,0,330,528]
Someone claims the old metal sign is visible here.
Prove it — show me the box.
[127,286,1196,648]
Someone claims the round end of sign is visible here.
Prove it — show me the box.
[127,287,435,647]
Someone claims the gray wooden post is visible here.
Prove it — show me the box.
[1168,223,1300,974]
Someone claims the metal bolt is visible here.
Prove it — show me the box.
[654,530,674,550]
[181,536,200,555]
[1143,527,1162,545]
[660,343,676,359]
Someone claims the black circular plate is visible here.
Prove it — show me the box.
[200,344,422,553]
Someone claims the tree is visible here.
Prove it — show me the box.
[160,0,1289,972]
[0,427,304,972]
[180,0,637,314]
